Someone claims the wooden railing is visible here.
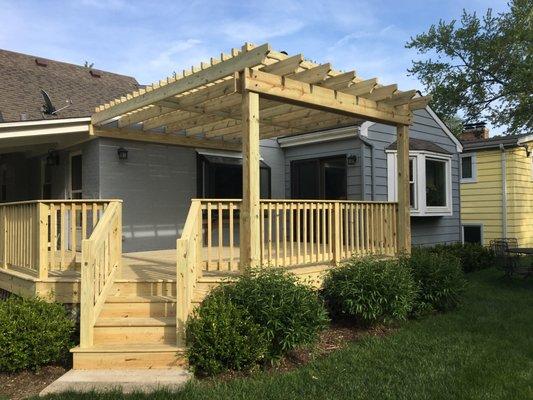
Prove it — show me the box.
[176,199,203,347]
[0,200,111,278]
[196,199,398,271]
[80,201,122,348]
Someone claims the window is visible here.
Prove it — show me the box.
[463,225,482,244]
[460,153,477,182]
[291,156,347,200]
[387,151,453,216]
[197,154,271,199]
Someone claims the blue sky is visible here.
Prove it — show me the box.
[0,0,508,130]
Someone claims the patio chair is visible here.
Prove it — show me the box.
[490,238,519,277]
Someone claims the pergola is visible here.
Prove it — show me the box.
[91,42,430,265]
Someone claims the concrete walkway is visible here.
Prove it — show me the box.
[39,369,192,396]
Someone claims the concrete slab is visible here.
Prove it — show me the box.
[39,369,192,396]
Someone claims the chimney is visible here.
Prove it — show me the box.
[461,122,489,141]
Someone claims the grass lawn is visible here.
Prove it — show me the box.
[40,268,532,400]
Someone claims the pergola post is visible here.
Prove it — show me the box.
[240,86,261,268]
[396,124,411,254]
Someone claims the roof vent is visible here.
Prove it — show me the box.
[89,70,101,78]
[20,113,27,121]
[35,58,48,67]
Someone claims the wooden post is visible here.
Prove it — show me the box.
[176,238,188,347]
[240,77,261,268]
[396,124,411,254]
[1,207,6,269]
[332,202,341,264]
[80,239,94,348]
[116,202,123,277]
[37,203,49,279]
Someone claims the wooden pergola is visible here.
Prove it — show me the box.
[91,42,430,265]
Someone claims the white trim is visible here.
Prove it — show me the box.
[460,152,477,183]
[195,148,264,161]
[277,125,359,148]
[387,150,453,216]
[0,117,91,129]
[424,106,463,153]
[359,121,374,137]
[461,223,484,245]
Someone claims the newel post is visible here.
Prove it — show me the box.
[240,70,261,268]
[396,124,411,254]
[37,202,49,279]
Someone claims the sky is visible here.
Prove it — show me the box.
[0,0,509,131]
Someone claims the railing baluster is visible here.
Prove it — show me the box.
[296,203,301,264]
[282,203,287,267]
[217,202,223,270]
[229,202,234,270]
[275,202,280,268]
[207,202,212,271]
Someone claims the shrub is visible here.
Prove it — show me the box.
[0,296,75,372]
[405,248,466,315]
[432,243,495,273]
[220,269,329,361]
[186,291,268,376]
[322,258,417,325]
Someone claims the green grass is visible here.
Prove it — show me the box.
[39,269,533,400]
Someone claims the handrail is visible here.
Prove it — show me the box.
[176,199,202,347]
[79,201,122,348]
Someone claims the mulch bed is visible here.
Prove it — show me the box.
[209,321,396,382]
[0,365,68,400]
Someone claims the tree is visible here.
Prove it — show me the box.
[406,0,532,135]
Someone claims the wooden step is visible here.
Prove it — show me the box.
[93,317,176,345]
[71,344,186,370]
[109,280,176,297]
[100,296,176,319]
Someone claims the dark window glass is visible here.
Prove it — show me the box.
[463,225,482,244]
[461,156,473,179]
[426,159,446,207]
[291,156,347,200]
[198,155,271,199]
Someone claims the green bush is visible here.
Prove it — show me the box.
[322,258,417,325]
[221,269,329,361]
[432,243,495,273]
[0,296,75,372]
[186,291,268,376]
[405,248,466,315]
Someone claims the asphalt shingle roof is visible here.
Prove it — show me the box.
[0,49,139,123]
[461,133,531,151]
[386,137,451,154]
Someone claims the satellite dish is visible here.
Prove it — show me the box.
[40,89,56,115]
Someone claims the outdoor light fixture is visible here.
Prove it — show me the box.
[117,147,128,161]
[347,154,357,165]
[46,149,59,166]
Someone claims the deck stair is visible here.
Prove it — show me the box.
[71,279,187,369]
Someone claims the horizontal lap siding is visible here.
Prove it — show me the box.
[507,148,533,247]
[368,109,461,246]
[461,149,503,246]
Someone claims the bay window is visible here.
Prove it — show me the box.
[387,151,453,216]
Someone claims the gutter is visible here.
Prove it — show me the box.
[500,144,507,238]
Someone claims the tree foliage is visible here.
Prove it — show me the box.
[406,0,533,134]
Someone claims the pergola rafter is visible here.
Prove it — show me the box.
[91,42,430,262]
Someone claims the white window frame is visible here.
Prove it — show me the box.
[460,152,477,183]
[387,150,453,217]
[462,223,484,245]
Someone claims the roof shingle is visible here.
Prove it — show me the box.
[0,49,139,122]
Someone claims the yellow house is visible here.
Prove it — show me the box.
[460,124,533,247]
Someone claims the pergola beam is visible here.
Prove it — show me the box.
[92,43,271,125]
[243,69,411,125]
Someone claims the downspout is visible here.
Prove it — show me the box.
[359,137,375,200]
[500,144,508,238]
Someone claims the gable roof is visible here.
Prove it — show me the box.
[386,137,452,154]
[0,49,139,123]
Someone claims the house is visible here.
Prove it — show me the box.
[0,44,461,369]
[460,123,533,246]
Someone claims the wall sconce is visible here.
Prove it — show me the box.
[347,154,357,165]
[117,147,128,161]
[46,149,59,166]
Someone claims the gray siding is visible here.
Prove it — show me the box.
[260,139,285,198]
[366,109,461,246]
[97,138,197,252]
